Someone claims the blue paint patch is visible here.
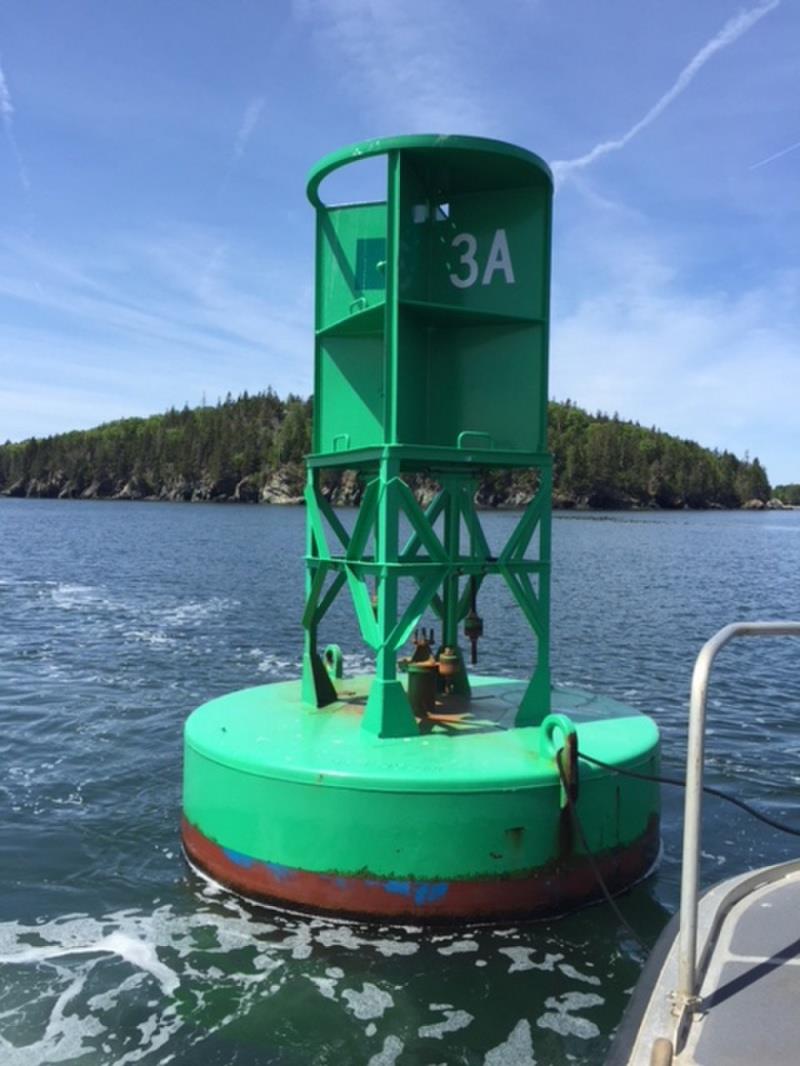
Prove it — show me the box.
[383,880,412,898]
[223,848,255,869]
[263,861,294,882]
[414,882,449,905]
[378,879,450,906]
[219,842,448,906]
[222,848,293,882]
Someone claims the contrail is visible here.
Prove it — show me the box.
[552,1,780,183]
[0,61,13,117]
[750,138,800,169]
[215,95,266,206]
[0,55,31,193]
[234,96,265,160]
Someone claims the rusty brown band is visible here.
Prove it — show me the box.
[181,816,660,922]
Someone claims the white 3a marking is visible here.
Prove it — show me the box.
[448,229,515,288]
[449,233,479,289]
[481,229,514,285]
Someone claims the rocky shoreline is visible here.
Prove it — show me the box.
[2,393,784,512]
[1,467,794,511]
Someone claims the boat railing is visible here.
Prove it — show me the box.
[676,620,800,1014]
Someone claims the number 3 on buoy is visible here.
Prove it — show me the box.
[449,229,515,289]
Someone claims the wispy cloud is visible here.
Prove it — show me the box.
[0,55,31,194]
[234,96,265,160]
[553,273,799,482]
[294,0,491,132]
[0,60,12,117]
[552,1,780,184]
[217,95,265,196]
[750,137,800,169]
[0,227,313,442]
[550,208,800,483]
[210,96,265,279]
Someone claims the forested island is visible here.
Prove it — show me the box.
[0,390,791,510]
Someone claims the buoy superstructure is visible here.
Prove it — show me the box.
[181,135,660,921]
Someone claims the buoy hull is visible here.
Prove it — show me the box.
[182,815,659,921]
[181,676,660,922]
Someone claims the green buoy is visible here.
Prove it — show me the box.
[181,135,660,921]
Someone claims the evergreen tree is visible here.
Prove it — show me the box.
[0,393,779,508]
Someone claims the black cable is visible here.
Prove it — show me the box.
[578,751,800,839]
[551,742,800,955]
[555,750,650,951]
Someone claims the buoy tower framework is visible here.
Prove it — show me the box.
[302,135,553,736]
[181,135,661,921]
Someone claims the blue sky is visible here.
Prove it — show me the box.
[0,0,797,483]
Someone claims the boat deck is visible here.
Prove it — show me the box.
[608,860,800,1065]
[689,868,800,1063]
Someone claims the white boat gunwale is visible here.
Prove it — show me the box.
[607,620,800,1065]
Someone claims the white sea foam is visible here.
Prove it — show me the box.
[558,963,601,986]
[255,652,301,677]
[498,947,564,973]
[0,903,427,1062]
[124,628,177,648]
[0,973,106,1066]
[0,931,179,996]
[0,885,610,1063]
[437,938,478,956]
[701,849,728,867]
[342,651,375,674]
[158,597,238,627]
[307,975,339,1001]
[484,1019,536,1065]
[536,991,604,1040]
[367,1035,404,1065]
[0,909,254,1061]
[49,583,113,611]
[251,649,374,679]
[47,582,236,643]
[342,982,394,1020]
[418,1007,474,1040]
[315,924,419,957]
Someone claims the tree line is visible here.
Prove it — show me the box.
[546,400,771,508]
[0,390,311,502]
[0,390,776,508]
[774,484,800,505]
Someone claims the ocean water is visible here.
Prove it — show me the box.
[1,498,799,1064]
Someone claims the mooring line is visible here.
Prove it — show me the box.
[555,749,651,951]
[553,744,800,956]
[578,751,800,839]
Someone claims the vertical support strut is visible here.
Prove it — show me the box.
[360,149,418,738]
[440,476,470,695]
[362,458,419,737]
[302,467,338,708]
[514,462,552,726]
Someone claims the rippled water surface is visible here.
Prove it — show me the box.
[1,499,799,1064]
